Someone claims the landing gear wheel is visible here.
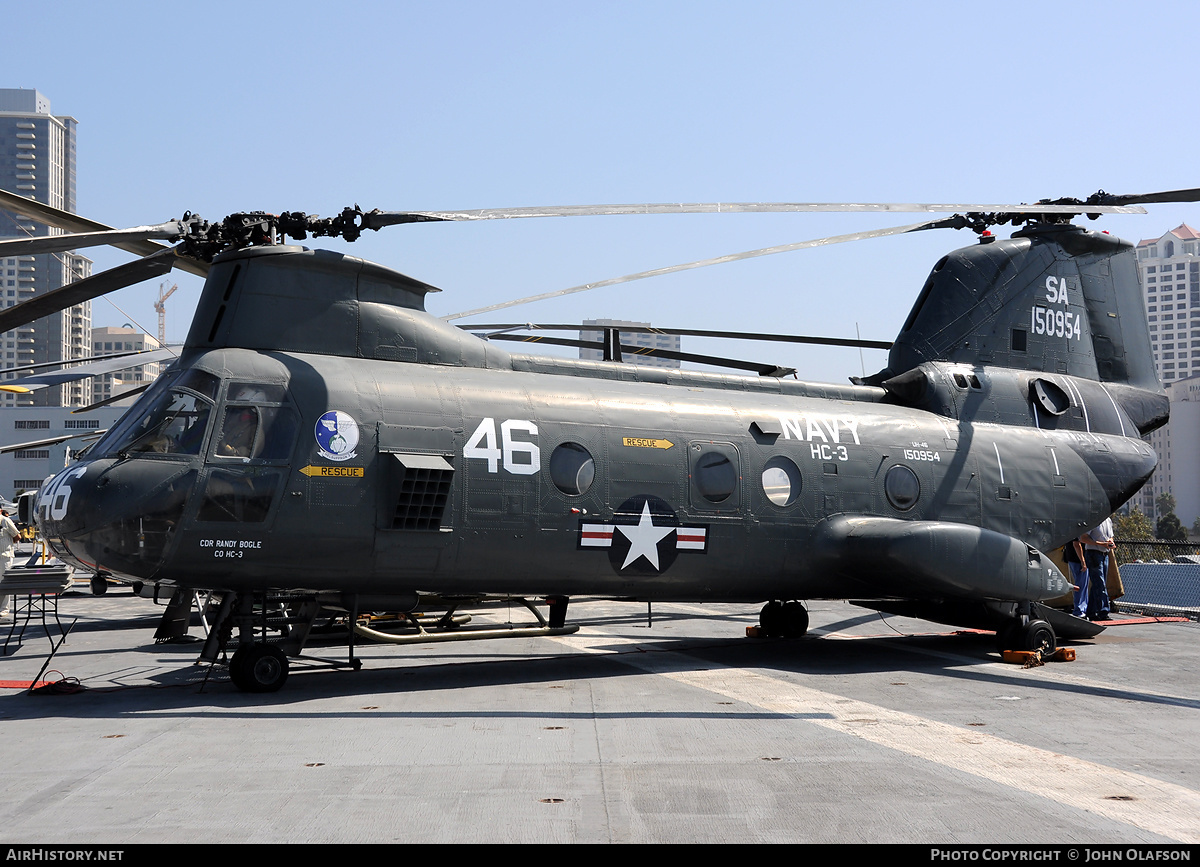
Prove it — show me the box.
[90,575,108,596]
[229,644,289,693]
[781,601,809,638]
[759,601,785,637]
[1019,619,1057,655]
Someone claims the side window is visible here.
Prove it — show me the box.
[211,382,298,463]
[688,442,740,512]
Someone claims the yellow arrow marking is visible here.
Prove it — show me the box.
[300,465,364,478]
[622,437,674,450]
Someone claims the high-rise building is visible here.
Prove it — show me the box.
[579,319,681,369]
[1133,225,1200,526]
[90,326,163,406]
[0,88,92,408]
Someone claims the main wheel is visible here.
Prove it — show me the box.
[759,601,785,637]
[229,644,289,693]
[1019,619,1057,655]
[781,601,809,638]
[90,575,108,596]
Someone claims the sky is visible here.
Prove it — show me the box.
[5,0,1199,382]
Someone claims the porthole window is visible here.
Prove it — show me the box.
[549,442,595,495]
[884,464,920,511]
[695,451,737,503]
[761,456,802,506]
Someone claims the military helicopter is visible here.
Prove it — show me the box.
[0,186,1188,692]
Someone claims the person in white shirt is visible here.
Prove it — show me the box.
[0,509,19,617]
[1082,517,1116,621]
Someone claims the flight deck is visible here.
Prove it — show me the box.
[0,592,1196,844]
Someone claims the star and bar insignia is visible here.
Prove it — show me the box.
[579,494,708,575]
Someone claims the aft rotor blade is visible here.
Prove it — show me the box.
[0,247,180,335]
[464,323,893,350]
[0,222,188,258]
[1092,187,1200,206]
[485,333,796,377]
[368,201,1144,227]
[0,188,209,278]
[443,218,948,321]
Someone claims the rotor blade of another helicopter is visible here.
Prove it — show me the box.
[0,347,174,377]
[0,246,180,335]
[8,347,178,389]
[368,202,1144,227]
[0,222,187,258]
[443,218,949,321]
[71,382,152,414]
[0,188,209,278]
[0,430,109,454]
[463,323,893,350]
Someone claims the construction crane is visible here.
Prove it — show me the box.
[154,281,178,346]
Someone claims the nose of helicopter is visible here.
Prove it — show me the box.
[38,459,196,579]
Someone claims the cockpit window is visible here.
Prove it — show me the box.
[227,382,288,403]
[110,388,213,456]
[90,368,221,459]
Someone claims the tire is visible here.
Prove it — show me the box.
[230,644,289,693]
[90,575,108,596]
[1020,619,1057,655]
[781,601,809,638]
[759,601,785,637]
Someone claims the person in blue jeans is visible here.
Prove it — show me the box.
[1065,534,1089,618]
[1082,518,1116,621]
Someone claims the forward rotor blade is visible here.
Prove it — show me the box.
[370,201,1144,227]
[0,246,180,335]
[0,188,209,278]
[464,323,892,350]
[443,218,948,321]
[0,222,187,258]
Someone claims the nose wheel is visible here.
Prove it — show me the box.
[229,643,289,693]
[759,600,809,638]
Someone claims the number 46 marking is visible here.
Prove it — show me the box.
[464,418,541,475]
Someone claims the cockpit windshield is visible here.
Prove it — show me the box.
[92,369,220,459]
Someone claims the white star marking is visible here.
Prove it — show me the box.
[615,501,675,570]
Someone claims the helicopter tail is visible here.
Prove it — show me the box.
[871,223,1167,436]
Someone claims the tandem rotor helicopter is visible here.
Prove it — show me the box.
[0,185,1192,692]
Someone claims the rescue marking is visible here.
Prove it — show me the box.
[300,465,364,478]
[622,437,675,450]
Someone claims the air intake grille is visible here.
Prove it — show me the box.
[391,459,453,531]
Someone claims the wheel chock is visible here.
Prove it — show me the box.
[1001,647,1076,666]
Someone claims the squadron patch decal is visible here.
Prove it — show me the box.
[315,410,360,462]
[579,494,708,574]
